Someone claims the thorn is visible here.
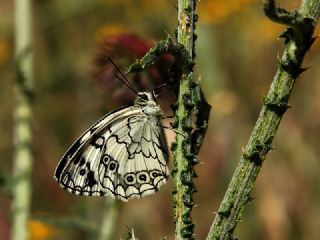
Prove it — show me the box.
[276,55,282,65]
[278,28,293,44]
[310,36,318,46]
[298,66,312,74]
[247,196,254,204]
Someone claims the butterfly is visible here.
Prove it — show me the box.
[54,59,169,201]
[54,91,169,201]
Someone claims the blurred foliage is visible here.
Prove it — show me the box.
[199,0,257,24]
[1,0,320,239]
[0,40,10,65]
[29,220,56,240]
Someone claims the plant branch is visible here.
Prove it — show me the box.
[207,0,320,239]
[127,36,194,75]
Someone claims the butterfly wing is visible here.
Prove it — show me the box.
[54,105,169,201]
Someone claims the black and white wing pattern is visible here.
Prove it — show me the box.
[54,92,169,201]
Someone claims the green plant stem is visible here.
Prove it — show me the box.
[128,2,210,239]
[12,0,34,240]
[207,0,320,239]
[98,200,120,240]
[172,1,198,239]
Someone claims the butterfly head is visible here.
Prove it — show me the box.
[135,91,162,116]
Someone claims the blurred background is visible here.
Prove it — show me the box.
[1,0,320,239]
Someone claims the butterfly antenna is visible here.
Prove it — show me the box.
[154,83,168,91]
[106,56,138,95]
[115,75,139,95]
[152,83,168,98]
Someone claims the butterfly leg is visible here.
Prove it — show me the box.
[161,115,175,119]
[161,125,188,137]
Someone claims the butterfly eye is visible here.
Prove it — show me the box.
[139,93,148,101]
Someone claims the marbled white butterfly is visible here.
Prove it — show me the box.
[54,59,169,201]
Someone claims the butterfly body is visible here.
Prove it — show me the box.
[54,92,169,201]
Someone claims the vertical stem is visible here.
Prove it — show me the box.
[98,200,120,240]
[177,0,195,56]
[128,2,210,239]
[12,1,34,240]
[172,0,197,239]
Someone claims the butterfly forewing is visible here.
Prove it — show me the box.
[54,92,169,201]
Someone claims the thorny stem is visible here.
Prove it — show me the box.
[207,0,320,239]
[128,37,200,239]
[172,1,199,239]
[128,2,211,239]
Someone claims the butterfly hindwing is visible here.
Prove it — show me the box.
[98,114,169,201]
[54,100,169,201]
